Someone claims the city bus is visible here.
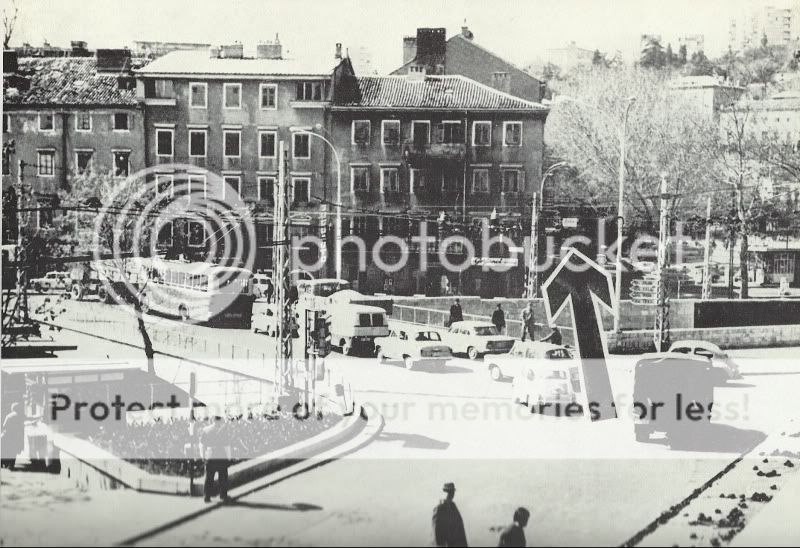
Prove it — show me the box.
[134,259,254,327]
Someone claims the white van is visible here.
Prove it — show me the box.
[326,303,389,355]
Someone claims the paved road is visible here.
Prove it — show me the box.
[15,296,800,546]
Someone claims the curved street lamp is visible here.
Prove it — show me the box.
[290,125,343,280]
[550,95,637,332]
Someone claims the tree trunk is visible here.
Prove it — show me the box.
[739,230,749,300]
[132,299,155,375]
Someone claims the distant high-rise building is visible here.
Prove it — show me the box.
[729,2,793,51]
[679,34,705,57]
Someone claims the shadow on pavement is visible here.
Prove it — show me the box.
[225,501,323,512]
[378,432,451,450]
[639,424,767,453]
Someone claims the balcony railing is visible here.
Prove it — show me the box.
[402,141,466,166]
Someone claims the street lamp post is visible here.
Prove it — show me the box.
[290,126,343,280]
[526,161,568,299]
[552,95,636,332]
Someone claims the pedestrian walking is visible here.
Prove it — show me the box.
[264,278,274,303]
[540,323,562,346]
[498,507,530,547]
[0,403,25,471]
[448,299,464,327]
[491,304,506,334]
[199,416,232,503]
[432,482,468,547]
[520,303,536,342]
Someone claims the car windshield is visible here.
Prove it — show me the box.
[415,331,441,342]
[474,326,498,336]
[546,349,572,359]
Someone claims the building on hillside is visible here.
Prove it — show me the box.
[679,34,705,57]
[729,3,793,50]
[134,41,346,268]
[541,42,595,70]
[668,75,747,120]
[392,26,544,103]
[329,70,549,296]
[2,49,146,242]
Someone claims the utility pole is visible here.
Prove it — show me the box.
[654,174,671,352]
[525,192,538,299]
[273,141,293,398]
[16,159,28,323]
[701,197,713,301]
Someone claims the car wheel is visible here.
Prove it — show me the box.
[33,283,43,293]
[376,347,386,364]
[179,305,190,322]
[341,339,351,356]
[467,346,479,360]
[489,364,502,382]
[403,355,414,370]
[71,285,83,301]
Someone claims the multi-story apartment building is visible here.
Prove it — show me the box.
[134,41,345,268]
[393,26,543,103]
[329,70,549,296]
[2,49,146,241]
[729,3,794,51]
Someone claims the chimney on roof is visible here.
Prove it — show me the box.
[461,21,473,40]
[3,50,18,74]
[335,42,342,60]
[256,34,281,60]
[492,71,511,94]
[403,35,417,65]
[71,40,89,57]
[221,42,244,59]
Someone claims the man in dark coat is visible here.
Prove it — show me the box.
[433,482,468,547]
[1,403,25,470]
[520,303,536,341]
[491,304,506,334]
[540,323,562,346]
[498,507,530,547]
[448,299,464,327]
[200,416,232,503]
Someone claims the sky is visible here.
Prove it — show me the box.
[6,0,795,72]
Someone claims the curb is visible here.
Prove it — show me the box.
[115,405,384,546]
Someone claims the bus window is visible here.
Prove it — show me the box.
[372,313,384,326]
[358,313,371,327]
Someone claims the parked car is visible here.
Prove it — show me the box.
[441,321,515,360]
[511,360,580,408]
[667,340,742,380]
[374,322,453,370]
[31,271,69,293]
[486,341,576,382]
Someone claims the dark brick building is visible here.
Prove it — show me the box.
[392,26,544,103]
[329,69,549,296]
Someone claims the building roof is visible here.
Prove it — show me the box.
[135,49,336,78]
[3,57,145,107]
[668,75,745,90]
[333,74,548,112]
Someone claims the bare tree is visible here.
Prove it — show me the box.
[2,0,18,49]
[545,66,721,235]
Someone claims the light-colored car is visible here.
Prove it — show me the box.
[252,273,274,299]
[374,323,453,370]
[511,359,580,409]
[31,271,70,293]
[486,341,576,382]
[251,303,299,336]
[442,321,515,360]
[667,340,742,379]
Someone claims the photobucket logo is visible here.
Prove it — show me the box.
[91,164,256,325]
[291,218,697,275]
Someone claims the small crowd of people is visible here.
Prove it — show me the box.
[446,300,562,346]
[433,482,530,547]
[86,411,338,497]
